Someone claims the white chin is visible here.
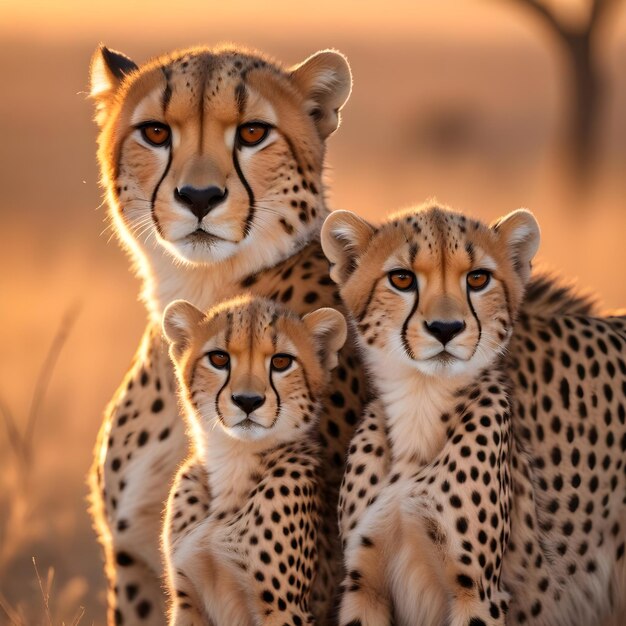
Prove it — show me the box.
[160,237,239,265]
[415,354,471,378]
[223,422,270,442]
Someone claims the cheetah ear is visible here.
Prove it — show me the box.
[321,210,375,285]
[492,209,540,285]
[89,45,138,126]
[302,308,347,371]
[290,50,352,139]
[163,300,204,360]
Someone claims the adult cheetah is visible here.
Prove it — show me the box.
[88,44,366,624]
[321,204,626,626]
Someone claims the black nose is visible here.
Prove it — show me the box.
[231,394,265,415]
[174,185,228,220]
[425,320,466,346]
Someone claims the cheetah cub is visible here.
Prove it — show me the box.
[322,204,532,626]
[323,204,626,626]
[161,295,346,626]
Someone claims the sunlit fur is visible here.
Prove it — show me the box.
[161,296,346,624]
[91,44,351,322]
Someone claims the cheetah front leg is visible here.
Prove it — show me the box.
[167,532,253,626]
[111,551,167,625]
[338,498,393,626]
[167,573,209,626]
[339,534,392,626]
[90,426,168,625]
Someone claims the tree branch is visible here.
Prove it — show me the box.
[23,303,81,462]
[589,0,621,30]
[507,0,572,39]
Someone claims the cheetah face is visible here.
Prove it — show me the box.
[322,205,540,379]
[90,45,351,267]
[163,296,346,445]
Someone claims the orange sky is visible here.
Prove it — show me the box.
[3,0,625,43]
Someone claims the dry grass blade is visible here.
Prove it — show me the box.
[32,557,53,626]
[69,605,85,626]
[0,398,24,463]
[0,590,25,625]
[23,303,82,462]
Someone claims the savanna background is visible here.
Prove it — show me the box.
[1,0,625,622]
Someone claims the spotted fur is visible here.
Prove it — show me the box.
[87,44,365,625]
[161,296,346,624]
[322,204,626,626]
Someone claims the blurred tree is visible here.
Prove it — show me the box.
[509,0,620,174]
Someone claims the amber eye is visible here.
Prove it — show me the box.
[237,122,270,147]
[467,270,491,291]
[139,122,171,147]
[271,354,294,372]
[207,351,230,369]
[388,270,417,292]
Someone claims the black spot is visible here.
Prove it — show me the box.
[159,428,170,441]
[136,600,152,618]
[116,551,134,566]
[457,574,474,588]
[330,392,345,407]
[151,398,164,413]
[125,584,138,601]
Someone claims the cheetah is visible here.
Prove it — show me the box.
[87,44,366,624]
[161,295,347,625]
[321,204,626,626]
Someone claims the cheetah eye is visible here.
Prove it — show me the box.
[138,122,171,147]
[207,351,230,369]
[388,269,417,292]
[237,122,271,147]
[467,270,491,291]
[271,354,294,372]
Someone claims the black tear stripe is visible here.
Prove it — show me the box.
[148,71,175,237]
[233,143,256,238]
[357,276,383,324]
[400,288,420,361]
[150,146,172,238]
[466,286,482,359]
[268,369,282,426]
[214,364,231,426]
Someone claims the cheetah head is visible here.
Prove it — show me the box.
[321,203,540,380]
[90,45,351,267]
[163,295,346,445]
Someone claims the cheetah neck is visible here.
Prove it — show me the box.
[365,351,474,466]
[194,425,274,511]
[121,207,325,325]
